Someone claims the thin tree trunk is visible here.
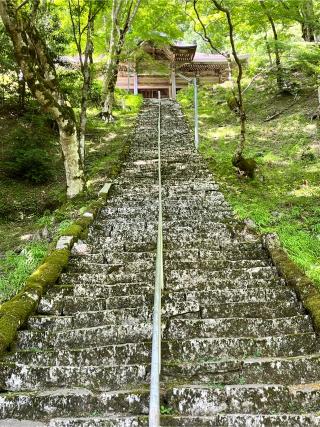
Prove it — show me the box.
[101,0,141,121]
[17,69,25,110]
[264,33,273,67]
[301,0,316,41]
[259,0,284,92]
[212,0,246,160]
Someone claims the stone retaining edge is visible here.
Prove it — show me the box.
[262,232,320,333]
[0,182,113,355]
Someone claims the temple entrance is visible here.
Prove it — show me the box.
[138,88,169,98]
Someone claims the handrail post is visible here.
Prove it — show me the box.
[149,91,163,427]
[194,77,199,150]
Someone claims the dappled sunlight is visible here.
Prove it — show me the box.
[206,126,237,140]
[289,184,320,198]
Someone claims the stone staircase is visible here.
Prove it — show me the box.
[0,99,320,426]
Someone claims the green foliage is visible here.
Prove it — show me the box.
[3,127,54,184]
[160,406,175,415]
[0,242,48,302]
[178,82,320,287]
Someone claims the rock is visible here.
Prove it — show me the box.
[244,218,256,230]
[41,227,50,241]
[71,240,91,256]
[20,234,34,242]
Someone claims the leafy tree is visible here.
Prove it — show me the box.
[67,0,104,163]
[101,0,141,122]
[0,0,85,198]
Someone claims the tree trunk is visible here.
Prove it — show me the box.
[102,0,118,123]
[58,123,85,198]
[259,0,284,92]
[301,0,316,42]
[102,56,120,122]
[212,0,246,161]
[17,69,25,110]
[0,0,85,198]
[101,0,141,121]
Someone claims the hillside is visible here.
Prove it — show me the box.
[178,81,320,286]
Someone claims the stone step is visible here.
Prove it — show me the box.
[0,363,149,391]
[0,388,149,420]
[90,246,268,265]
[59,266,155,286]
[167,266,278,284]
[165,286,296,305]
[162,333,319,359]
[166,383,320,415]
[200,300,303,319]
[15,322,152,350]
[165,316,312,339]
[162,353,320,386]
[159,414,320,427]
[6,414,317,427]
[5,342,152,366]
[28,307,151,331]
[67,258,270,275]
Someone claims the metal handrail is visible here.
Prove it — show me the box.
[149,91,163,427]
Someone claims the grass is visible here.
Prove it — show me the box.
[178,81,320,287]
[0,91,142,302]
[0,242,48,301]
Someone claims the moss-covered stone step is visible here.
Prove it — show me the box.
[162,353,320,386]
[167,266,279,284]
[67,260,155,274]
[201,299,303,319]
[48,416,149,427]
[166,383,320,415]
[28,306,152,331]
[159,414,320,426]
[38,293,152,315]
[164,246,269,261]
[164,258,271,271]
[72,282,153,298]
[161,333,319,360]
[0,387,149,420]
[166,277,283,293]
[165,316,312,339]
[15,321,152,350]
[0,363,149,391]
[5,342,152,366]
[59,270,154,286]
[164,287,296,306]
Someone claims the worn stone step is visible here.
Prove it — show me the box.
[0,388,149,420]
[47,416,149,427]
[159,414,320,426]
[68,258,270,276]
[201,300,303,318]
[162,353,320,386]
[162,333,319,359]
[27,310,148,332]
[5,342,152,366]
[165,287,296,305]
[15,322,152,350]
[28,307,151,331]
[166,278,283,294]
[165,316,312,339]
[0,363,149,392]
[67,260,154,274]
[164,246,269,261]
[167,266,278,284]
[38,294,152,315]
[166,383,320,414]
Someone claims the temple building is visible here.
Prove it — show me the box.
[116,41,249,98]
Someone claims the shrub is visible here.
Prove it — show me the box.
[3,127,54,184]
